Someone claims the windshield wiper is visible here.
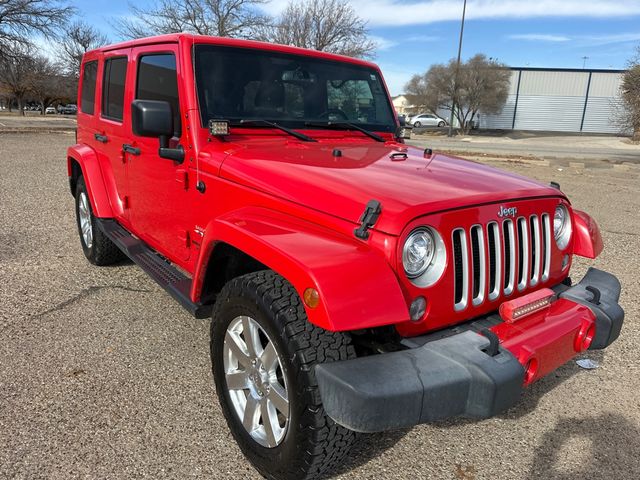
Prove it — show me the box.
[304,121,385,142]
[232,119,317,142]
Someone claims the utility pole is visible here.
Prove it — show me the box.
[448,0,467,137]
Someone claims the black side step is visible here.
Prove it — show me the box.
[97,219,212,319]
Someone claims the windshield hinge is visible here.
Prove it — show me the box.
[354,200,382,240]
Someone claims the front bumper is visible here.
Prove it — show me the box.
[316,268,623,433]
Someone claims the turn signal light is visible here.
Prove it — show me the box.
[499,288,556,323]
[303,288,320,309]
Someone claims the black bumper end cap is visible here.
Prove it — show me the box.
[558,267,624,350]
[315,331,524,433]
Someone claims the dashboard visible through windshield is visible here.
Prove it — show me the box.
[193,45,396,133]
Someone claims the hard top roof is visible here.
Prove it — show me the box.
[90,33,378,69]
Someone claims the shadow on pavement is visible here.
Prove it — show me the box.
[528,413,640,480]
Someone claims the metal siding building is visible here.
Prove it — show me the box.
[478,68,626,134]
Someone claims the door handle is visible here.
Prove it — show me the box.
[122,144,141,156]
[94,133,108,143]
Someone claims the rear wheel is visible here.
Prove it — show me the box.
[74,176,124,266]
[413,121,422,127]
[211,271,357,480]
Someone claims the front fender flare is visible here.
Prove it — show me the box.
[193,207,409,331]
[572,210,603,259]
[67,144,113,218]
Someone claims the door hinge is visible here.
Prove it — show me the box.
[176,170,189,190]
[178,229,191,248]
[354,199,382,240]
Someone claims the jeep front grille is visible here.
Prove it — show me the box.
[452,214,551,311]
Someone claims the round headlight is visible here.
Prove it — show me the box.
[554,205,571,250]
[402,229,435,278]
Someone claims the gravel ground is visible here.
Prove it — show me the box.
[1,132,639,480]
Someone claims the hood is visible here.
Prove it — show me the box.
[217,139,561,235]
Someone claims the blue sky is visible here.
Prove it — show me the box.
[69,0,640,94]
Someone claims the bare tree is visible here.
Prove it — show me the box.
[29,55,71,114]
[0,0,74,57]
[0,43,36,115]
[113,0,270,40]
[258,0,376,59]
[59,20,108,76]
[405,54,511,134]
[621,47,640,140]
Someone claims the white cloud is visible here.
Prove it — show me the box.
[507,31,640,46]
[369,35,398,50]
[509,34,570,42]
[580,32,640,46]
[261,0,640,27]
[406,35,440,42]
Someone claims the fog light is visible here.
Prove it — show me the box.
[410,297,427,321]
[303,288,319,309]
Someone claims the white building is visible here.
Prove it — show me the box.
[391,95,417,115]
[478,67,626,134]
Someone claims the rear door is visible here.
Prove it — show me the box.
[126,44,191,262]
[95,48,133,224]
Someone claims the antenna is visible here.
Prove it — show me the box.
[192,40,203,193]
[582,56,589,69]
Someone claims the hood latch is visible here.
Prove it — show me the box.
[354,200,382,240]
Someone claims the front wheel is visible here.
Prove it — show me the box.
[413,121,422,127]
[211,271,357,480]
[438,121,445,127]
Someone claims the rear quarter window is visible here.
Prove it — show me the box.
[102,57,128,121]
[80,61,98,115]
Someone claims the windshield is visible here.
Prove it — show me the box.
[193,45,396,132]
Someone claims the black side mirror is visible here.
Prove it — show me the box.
[131,99,184,163]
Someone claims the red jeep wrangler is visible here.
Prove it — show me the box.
[68,34,624,480]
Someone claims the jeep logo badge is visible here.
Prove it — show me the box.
[498,206,518,218]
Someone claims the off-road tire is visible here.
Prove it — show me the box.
[211,271,357,480]
[74,176,124,266]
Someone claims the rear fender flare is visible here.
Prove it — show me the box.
[193,207,409,331]
[67,144,113,218]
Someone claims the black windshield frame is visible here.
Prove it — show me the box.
[193,44,397,133]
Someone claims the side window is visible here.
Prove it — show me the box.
[80,61,98,115]
[136,53,180,136]
[102,57,128,121]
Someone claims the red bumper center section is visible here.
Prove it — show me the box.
[491,298,596,385]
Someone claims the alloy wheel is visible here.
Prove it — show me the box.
[78,192,93,249]
[223,315,290,448]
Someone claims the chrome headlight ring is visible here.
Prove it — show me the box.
[402,227,446,287]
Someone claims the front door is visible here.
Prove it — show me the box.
[126,44,191,263]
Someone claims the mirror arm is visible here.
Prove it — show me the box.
[159,144,185,163]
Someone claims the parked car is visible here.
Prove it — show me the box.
[45,106,56,115]
[410,113,447,127]
[61,104,78,114]
[68,33,623,480]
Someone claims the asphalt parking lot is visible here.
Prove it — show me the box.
[1,132,639,480]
